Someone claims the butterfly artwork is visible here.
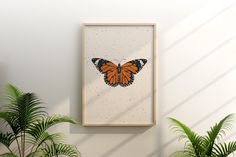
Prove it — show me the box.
[91,58,147,87]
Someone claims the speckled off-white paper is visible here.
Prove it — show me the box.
[83,25,154,125]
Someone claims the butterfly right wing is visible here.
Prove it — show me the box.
[91,58,119,87]
[119,59,147,87]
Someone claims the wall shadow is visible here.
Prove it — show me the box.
[162,65,236,117]
[162,1,236,53]
[156,2,236,155]
[163,36,236,86]
[99,134,137,157]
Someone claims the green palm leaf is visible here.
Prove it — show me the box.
[6,93,46,131]
[1,84,24,134]
[34,143,80,157]
[4,84,23,104]
[213,141,236,157]
[0,132,15,148]
[27,115,78,141]
[0,84,80,157]
[168,118,204,156]
[0,112,18,134]
[169,114,236,157]
[27,132,65,156]
[203,114,234,156]
[27,132,64,146]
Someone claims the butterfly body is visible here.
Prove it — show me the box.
[92,58,147,87]
[117,63,121,73]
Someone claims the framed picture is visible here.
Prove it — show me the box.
[82,23,156,126]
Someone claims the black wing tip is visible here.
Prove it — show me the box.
[133,59,147,65]
[91,58,101,64]
[91,58,99,63]
[141,59,147,64]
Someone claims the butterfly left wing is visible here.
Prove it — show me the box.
[119,59,147,87]
[91,58,119,87]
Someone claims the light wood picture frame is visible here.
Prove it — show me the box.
[82,23,156,126]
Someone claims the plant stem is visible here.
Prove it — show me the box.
[20,132,22,157]
[15,135,22,157]
[21,131,25,157]
[21,132,24,157]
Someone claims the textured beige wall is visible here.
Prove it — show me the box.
[1,0,236,157]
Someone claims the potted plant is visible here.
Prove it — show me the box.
[169,114,236,157]
[0,84,80,157]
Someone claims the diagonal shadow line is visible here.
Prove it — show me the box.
[162,65,236,117]
[75,134,94,145]
[162,1,236,53]
[145,149,158,157]
[148,96,236,157]
[73,125,149,145]
[108,93,151,123]
[99,134,137,157]
[191,95,236,128]
[163,35,236,86]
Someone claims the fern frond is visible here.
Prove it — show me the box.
[0,132,15,148]
[4,84,23,104]
[213,141,236,157]
[168,117,204,156]
[34,143,80,157]
[204,114,235,156]
[27,115,78,140]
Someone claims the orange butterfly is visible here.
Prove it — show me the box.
[91,58,147,87]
